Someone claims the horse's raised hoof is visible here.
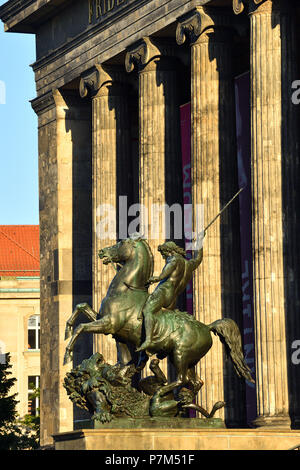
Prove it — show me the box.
[77,302,88,310]
[136,339,152,353]
[64,322,72,340]
[63,349,73,365]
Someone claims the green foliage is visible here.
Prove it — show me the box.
[0,421,39,450]
[0,354,40,450]
[0,353,18,427]
[21,412,40,431]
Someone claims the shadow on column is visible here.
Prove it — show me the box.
[62,89,93,424]
[157,55,187,381]
[280,3,300,429]
[208,30,247,428]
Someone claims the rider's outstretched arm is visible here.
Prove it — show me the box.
[188,247,203,271]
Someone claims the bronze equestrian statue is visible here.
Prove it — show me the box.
[64,235,254,396]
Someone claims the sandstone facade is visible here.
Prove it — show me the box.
[1,0,299,447]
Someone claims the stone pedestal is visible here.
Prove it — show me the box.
[54,428,300,450]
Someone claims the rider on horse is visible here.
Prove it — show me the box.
[136,231,206,353]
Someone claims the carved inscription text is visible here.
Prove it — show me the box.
[88,0,128,23]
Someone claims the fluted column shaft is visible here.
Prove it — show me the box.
[177,7,244,425]
[139,60,166,262]
[139,64,181,248]
[80,66,130,364]
[249,0,290,427]
[126,39,182,377]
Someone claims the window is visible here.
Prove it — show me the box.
[0,340,5,364]
[28,376,40,416]
[28,315,40,350]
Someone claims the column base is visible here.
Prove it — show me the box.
[252,415,291,429]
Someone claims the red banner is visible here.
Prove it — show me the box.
[180,102,193,316]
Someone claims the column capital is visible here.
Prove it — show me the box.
[176,6,234,46]
[125,37,177,73]
[31,90,56,116]
[79,64,125,98]
[233,1,282,15]
[79,64,112,98]
[232,0,246,14]
[249,0,281,14]
[125,37,156,73]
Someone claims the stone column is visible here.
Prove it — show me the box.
[176,7,245,425]
[31,89,92,445]
[125,38,182,377]
[248,0,291,428]
[80,65,131,365]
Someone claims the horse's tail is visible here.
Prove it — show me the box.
[208,318,255,384]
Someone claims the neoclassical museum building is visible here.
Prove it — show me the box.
[1,0,300,448]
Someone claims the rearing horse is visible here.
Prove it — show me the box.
[64,236,254,393]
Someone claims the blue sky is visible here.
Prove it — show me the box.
[0,0,38,225]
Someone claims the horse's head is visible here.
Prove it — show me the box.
[98,236,154,285]
[98,238,137,265]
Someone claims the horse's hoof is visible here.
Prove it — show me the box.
[63,349,73,365]
[77,302,87,310]
[64,323,72,340]
[136,340,152,353]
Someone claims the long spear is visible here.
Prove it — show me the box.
[194,187,244,240]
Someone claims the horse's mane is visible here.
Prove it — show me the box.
[139,238,154,280]
[128,234,154,280]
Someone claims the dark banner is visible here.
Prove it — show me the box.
[235,72,257,425]
[180,102,193,316]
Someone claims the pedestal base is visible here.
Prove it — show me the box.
[74,417,225,430]
[53,428,300,450]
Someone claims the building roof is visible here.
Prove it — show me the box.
[0,226,40,276]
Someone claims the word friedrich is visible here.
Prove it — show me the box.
[88,0,127,23]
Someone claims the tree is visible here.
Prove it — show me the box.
[0,353,39,450]
[0,353,18,427]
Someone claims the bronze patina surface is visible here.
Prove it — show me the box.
[63,234,253,425]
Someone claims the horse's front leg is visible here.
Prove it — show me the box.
[64,303,97,340]
[64,316,112,365]
[157,354,190,395]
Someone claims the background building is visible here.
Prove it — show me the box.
[0,225,40,418]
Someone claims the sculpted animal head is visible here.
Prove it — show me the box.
[98,240,128,265]
[98,236,154,283]
[63,354,149,423]
[98,236,144,264]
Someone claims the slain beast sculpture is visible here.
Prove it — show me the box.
[64,353,226,422]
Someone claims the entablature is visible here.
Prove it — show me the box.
[1,0,251,98]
